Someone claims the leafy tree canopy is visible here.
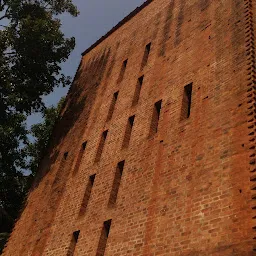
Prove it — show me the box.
[0,98,63,253]
[0,0,78,114]
[0,0,78,248]
[26,97,65,176]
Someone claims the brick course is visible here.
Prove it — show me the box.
[3,0,256,255]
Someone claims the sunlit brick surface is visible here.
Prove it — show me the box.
[3,0,256,255]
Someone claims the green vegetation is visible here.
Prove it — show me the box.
[0,0,78,252]
[26,98,65,176]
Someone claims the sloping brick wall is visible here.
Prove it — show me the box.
[3,0,255,255]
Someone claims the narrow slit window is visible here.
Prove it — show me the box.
[107,91,119,121]
[67,230,80,256]
[95,130,108,162]
[123,59,128,68]
[117,59,128,83]
[146,43,151,55]
[108,161,125,206]
[73,141,87,176]
[82,141,87,150]
[149,100,162,136]
[64,152,69,160]
[78,174,96,216]
[122,115,135,148]
[96,220,112,256]
[132,76,144,106]
[181,83,193,120]
[141,43,151,69]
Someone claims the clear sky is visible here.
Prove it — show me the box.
[27,0,146,127]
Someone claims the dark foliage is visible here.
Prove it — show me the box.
[0,0,78,252]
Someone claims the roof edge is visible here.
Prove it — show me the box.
[81,0,153,56]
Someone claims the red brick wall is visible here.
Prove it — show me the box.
[3,0,256,255]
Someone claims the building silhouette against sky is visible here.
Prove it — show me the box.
[3,0,256,255]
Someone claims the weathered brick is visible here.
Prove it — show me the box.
[3,0,256,255]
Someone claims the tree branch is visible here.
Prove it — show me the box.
[0,0,4,11]
[0,14,7,21]
[0,5,9,21]
[5,51,15,56]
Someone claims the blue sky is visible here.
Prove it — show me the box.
[27,0,146,127]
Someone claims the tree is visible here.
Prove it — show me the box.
[26,97,65,176]
[0,96,63,253]
[0,0,78,114]
[0,1,78,251]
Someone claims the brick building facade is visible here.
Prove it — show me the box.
[3,0,256,255]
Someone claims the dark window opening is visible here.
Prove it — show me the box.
[103,130,108,139]
[132,76,144,106]
[141,43,151,69]
[95,130,108,162]
[96,220,112,256]
[123,59,128,68]
[108,161,125,206]
[78,174,96,216]
[82,141,87,150]
[117,59,128,83]
[64,152,69,160]
[129,115,135,126]
[181,83,193,120]
[73,231,80,242]
[67,230,80,256]
[73,141,87,176]
[107,91,119,121]
[149,100,162,136]
[146,43,151,54]
[122,115,135,148]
